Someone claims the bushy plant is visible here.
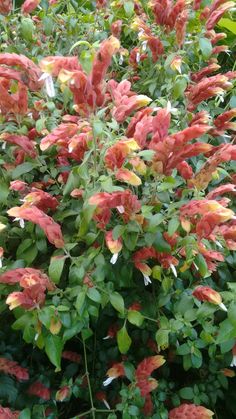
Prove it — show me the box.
[0,1,235,418]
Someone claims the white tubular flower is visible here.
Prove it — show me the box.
[219,302,227,312]
[170,264,177,278]
[110,253,119,265]
[143,274,152,286]
[136,52,140,63]
[13,218,25,229]
[116,205,125,214]
[39,73,55,98]
[103,376,115,386]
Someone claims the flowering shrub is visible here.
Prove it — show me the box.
[0,0,236,418]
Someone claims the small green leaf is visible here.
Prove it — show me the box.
[124,0,134,16]
[49,255,65,284]
[194,253,208,277]
[179,387,194,400]
[12,162,36,179]
[75,291,86,313]
[21,18,35,41]
[117,325,132,354]
[110,292,125,315]
[172,77,187,99]
[153,232,171,253]
[0,180,9,203]
[19,408,31,419]
[168,218,179,236]
[87,287,102,303]
[156,329,169,349]
[176,343,191,356]
[45,335,63,369]
[128,310,144,327]
[199,38,212,59]
[218,18,236,34]
[112,225,125,240]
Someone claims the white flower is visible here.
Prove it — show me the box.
[142,41,147,52]
[166,101,178,114]
[117,205,125,214]
[230,355,236,367]
[170,264,177,278]
[13,218,25,229]
[136,52,140,63]
[143,274,152,286]
[219,302,227,312]
[2,142,6,150]
[0,258,2,268]
[39,73,55,98]
[103,376,115,386]
[119,55,124,65]
[110,253,119,264]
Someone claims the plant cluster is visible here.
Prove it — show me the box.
[0,0,235,418]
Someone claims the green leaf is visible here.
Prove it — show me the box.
[75,291,86,313]
[87,287,102,303]
[156,329,169,349]
[48,255,65,284]
[124,0,134,16]
[110,292,125,315]
[153,232,171,253]
[117,325,132,354]
[19,408,31,419]
[179,387,194,400]
[42,16,54,36]
[45,335,63,369]
[12,162,36,179]
[199,38,212,59]
[21,18,35,41]
[194,253,208,277]
[218,18,236,34]
[128,310,144,327]
[0,180,9,203]
[78,204,95,237]
[16,240,38,264]
[228,304,236,326]
[172,77,187,99]
[168,218,179,236]
[176,343,190,356]
[112,225,125,240]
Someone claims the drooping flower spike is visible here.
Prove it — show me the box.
[169,403,214,419]
[192,286,227,311]
[7,206,64,248]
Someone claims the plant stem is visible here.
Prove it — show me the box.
[82,338,96,419]
[72,409,117,418]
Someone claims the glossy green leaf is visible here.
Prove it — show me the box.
[117,325,132,354]
[110,292,125,314]
[45,335,63,369]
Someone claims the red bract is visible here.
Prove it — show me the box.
[6,285,46,310]
[196,208,234,238]
[186,74,232,111]
[0,53,42,90]
[193,286,226,311]
[62,351,81,363]
[22,188,59,212]
[103,362,125,386]
[211,108,236,135]
[0,405,20,419]
[193,0,203,10]
[91,36,120,102]
[175,9,188,47]
[10,180,29,193]
[56,385,70,401]
[206,2,235,30]
[40,56,81,76]
[7,206,65,248]
[96,0,107,8]
[206,184,236,200]
[0,80,28,115]
[28,381,51,400]
[0,357,29,380]
[177,161,193,180]
[111,20,122,38]
[169,403,214,419]
[191,144,236,189]
[191,63,221,83]
[21,0,40,14]
[40,123,78,150]
[198,243,224,272]
[0,267,52,286]
[89,190,141,224]
[1,133,36,158]
[135,355,165,414]
[0,0,12,14]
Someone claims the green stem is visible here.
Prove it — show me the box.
[72,409,117,418]
[82,338,96,419]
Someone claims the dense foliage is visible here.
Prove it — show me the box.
[0,0,236,418]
